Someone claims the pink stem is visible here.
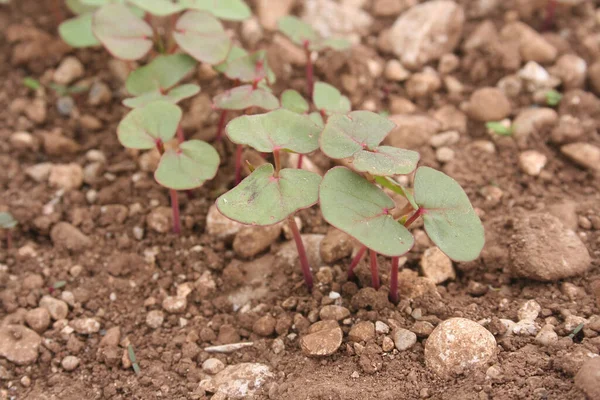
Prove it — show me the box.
[404,207,424,228]
[296,154,304,169]
[288,215,313,290]
[370,249,380,290]
[51,0,64,26]
[389,257,399,304]
[215,110,228,142]
[169,190,181,235]
[348,245,367,279]
[304,41,314,100]
[235,144,243,185]
[543,0,557,31]
[5,231,12,250]
[176,124,185,143]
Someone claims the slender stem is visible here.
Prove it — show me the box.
[273,149,281,178]
[288,215,313,290]
[304,41,314,100]
[215,110,228,142]
[235,144,243,185]
[404,207,424,228]
[370,249,380,290]
[296,154,304,169]
[169,190,181,234]
[5,231,12,250]
[51,0,64,26]
[348,245,367,279]
[389,257,399,304]
[176,124,184,143]
[543,0,557,31]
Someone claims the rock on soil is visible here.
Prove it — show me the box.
[420,247,455,284]
[508,213,591,281]
[233,224,281,258]
[256,0,294,30]
[49,163,84,190]
[389,1,464,69]
[202,358,225,375]
[70,318,100,334]
[512,108,558,146]
[53,56,84,85]
[386,114,440,149]
[320,228,354,263]
[146,207,173,233]
[252,315,276,337]
[300,320,343,357]
[61,355,80,371]
[560,142,600,172]
[0,325,42,365]
[25,308,51,333]
[392,328,417,351]
[319,305,350,321]
[518,150,547,176]
[425,318,496,379]
[348,321,375,342]
[574,357,600,399]
[146,310,164,329]
[39,295,68,320]
[206,204,243,239]
[50,223,91,253]
[466,87,512,122]
[199,363,273,399]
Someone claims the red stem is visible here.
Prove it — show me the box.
[234,144,243,185]
[51,0,64,26]
[215,110,228,142]
[389,257,399,304]
[404,207,424,228]
[370,249,380,290]
[348,245,367,279]
[288,215,313,290]
[176,124,184,143]
[296,154,304,169]
[543,0,557,31]
[169,190,181,234]
[304,41,314,100]
[5,231,12,250]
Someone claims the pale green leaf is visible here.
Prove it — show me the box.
[309,111,324,128]
[277,15,317,46]
[117,101,182,149]
[213,46,247,73]
[126,54,197,95]
[155,139,220,190]
[178,0,251,21]
[281,89,309,114]
[311,37,351,52]
[59,13,101,48]
[173,10,231,65]
[213,85,279,110]
[123,84,200,108]
[313,82,351,115]
[66,0,99,14]
[224,50,273,84]
[0,212,17,229]
[128,0,184,16]
[352,146,419,176]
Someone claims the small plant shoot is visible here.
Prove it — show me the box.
[545,89,562,106]
[0,211,17,249]
[486,121,513,136]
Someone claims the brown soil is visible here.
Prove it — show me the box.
[1,1,599,399]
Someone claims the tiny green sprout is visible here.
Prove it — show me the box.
[277,16,351,98]
[0,211,17,249]
[545,89,562,106]
[486,121,513,136]
[127,344,141,374]
[23,77,42,91]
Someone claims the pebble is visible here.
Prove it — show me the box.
[389,1,465,69]
[438,53,459,74]
[384,59,410,81]
[42,132,80,155]
[241,17,263,48]
[560,142,600,172]
[206,204,243,239]
[535,324,558,346]
[99,326,121,347]
[146,207,173,233]
[429,131,460,148]
[80,115,102,130]
[26,98,47,124]
[162,296,187,314]
[406,70,441,98]
[435,147,455,163]
[26,163,52,182]
[372,0,415,16]
[25,308,51,333]
[199,363,273,399]
[53,56,84,84]
[256,0,294,30]
[512,108,558,146]
[382,336,395,352]
[88,81,111,105]
[551,54,586,90]
[61,355,80,371]
[320,228,354,263]
[277,234,324,271]
[146,310,164,329]
[467,87,512,122]
[272,338,285,354]
[348,321,375,342]
[411,321,435,337]
[319,305,350,321]
[519,62,559,92]
[425,318,496,378]
[420,247,455,284]
[392,328,417,351]
[253,315,276,337]
[386,115,441,149]
[70,318,101,334]
[10,131,37,151]
[49,163,84,190]
[233,224,281,258]
[300,320,343,356]
[497,74,522,98]
[302,0,372,44]
[50,222,91,253]
[0,325,42,365]
[39,295,69,320]
[502,22,557,63]
[518,151,547,176]
[202,358,225,375]
[375,321,390,334]
[509,213,591,281]
[56,96,75,116]
[574,357,600,399]
[518,300,541,321]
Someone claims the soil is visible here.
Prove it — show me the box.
[1,0,600,399]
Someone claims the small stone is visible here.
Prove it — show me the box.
[25,308,50,333]
[233,224,281,258]
[561,143,600,172]
[206,204,243,239]
[420,247,455,284]
[384,59,410,81]
[253,315,276,337]
[512,108,558,146]
[382,336,395,352]
[406,70,441,98]
[108,59,130,82]
[88,81,111,105]
[575,357,600,399]
[512,319,539,336]
[551,54,586,90]
[53,56,84,84]
[49,163,84,190]
[39,295,69,320]
[25,163,52,182]
[271,338,285,354]
[10,131,37,151]
[203,358,225,375]
[320,228,354,263]
[392,328,417,351]
[316,267,333,285]
[61,355,80,371]
[70,318,100,334]
[411,321,435,337]
[348,321,375,342]
[535,324,558,346]
[26,98,47,124]
[241,17,263,47]
[389,96,416,114]
[467,87,512,122]
[162,296,186,314]
[56,96,75,116]
[50,222,91,253]
[319,305,350,321]
[503,22,557,63]
[146,207,172,233]
[80,115,102,131]
[21,376,31,387]
[375,321,390,334]
[438,53,460,74]
[564,315,587,332]
[100,327,121,347]
[429,131,460,148]
[519,61,559,92]
[256,0,294,30]
[518,299,541,322]
[146,310,164,329]
[300,321,343,356]
[518,151,547,176]
[425,318,496,378]
[435,147,455,163]
[0,325,41,365]
[301,0,372,43]
[386,115,441,149]
[199,363,273,399]
[373,0,416,16]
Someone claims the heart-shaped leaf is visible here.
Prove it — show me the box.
[117,101,182,149]
[277,16,318,46]
[126,54,197,96]
[352,146,420,176]
[309,111,324,128]
[217,164,320,225]
[311,37,351,52]
[59,13,101,48]
[223,50,274,84]
[213,45,247,73]
[413,167,485,262]
[155,139,220,190]
[226,109,321,154]
[320,167,414,256]
[92,3,153,60]
[281,89,309,114]
[123,83,200,108]
[173,11,230,65]
[313,82,351,115]
[213,85,279,110]
[178,0,251,21]
[0,212,17,229]
[128,0,184,16]
[66,0,98,15]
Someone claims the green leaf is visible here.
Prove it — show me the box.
[173,11,231,65]
[213,46,247,73]
[485,121,513,136]
[178,0,251,21]
[155,140,220,190]
[127,0,184,16]
[277,16,318,46]
[281,89,309,114]
[311,37,351,52]
[309,111,324,128]
[545,89,562,106]
[223,50,274,84]
[23,77,42,90]
[226,109,321,154]
[352,146,420,176]
[59,13,101,48]
[217,164,320,225]
[374,176,417,209]
[413,166,484,262]
[213,85,279,110]
[93,3,153,60]
[0,212,17,229]
[126,54,197,96]
[66,0,99,15]
[313,82,351,115]
[319,167,414,257]
[117,101,182,149]
[123,83,200,108]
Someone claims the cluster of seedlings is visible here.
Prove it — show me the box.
[48,0,486,302]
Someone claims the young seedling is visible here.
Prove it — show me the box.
[216,109,322,289]
[545,89,562,107]
[117,100,220,234]
[486,121,513,137]
[277,16,351,99]
[0,211,17,249]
